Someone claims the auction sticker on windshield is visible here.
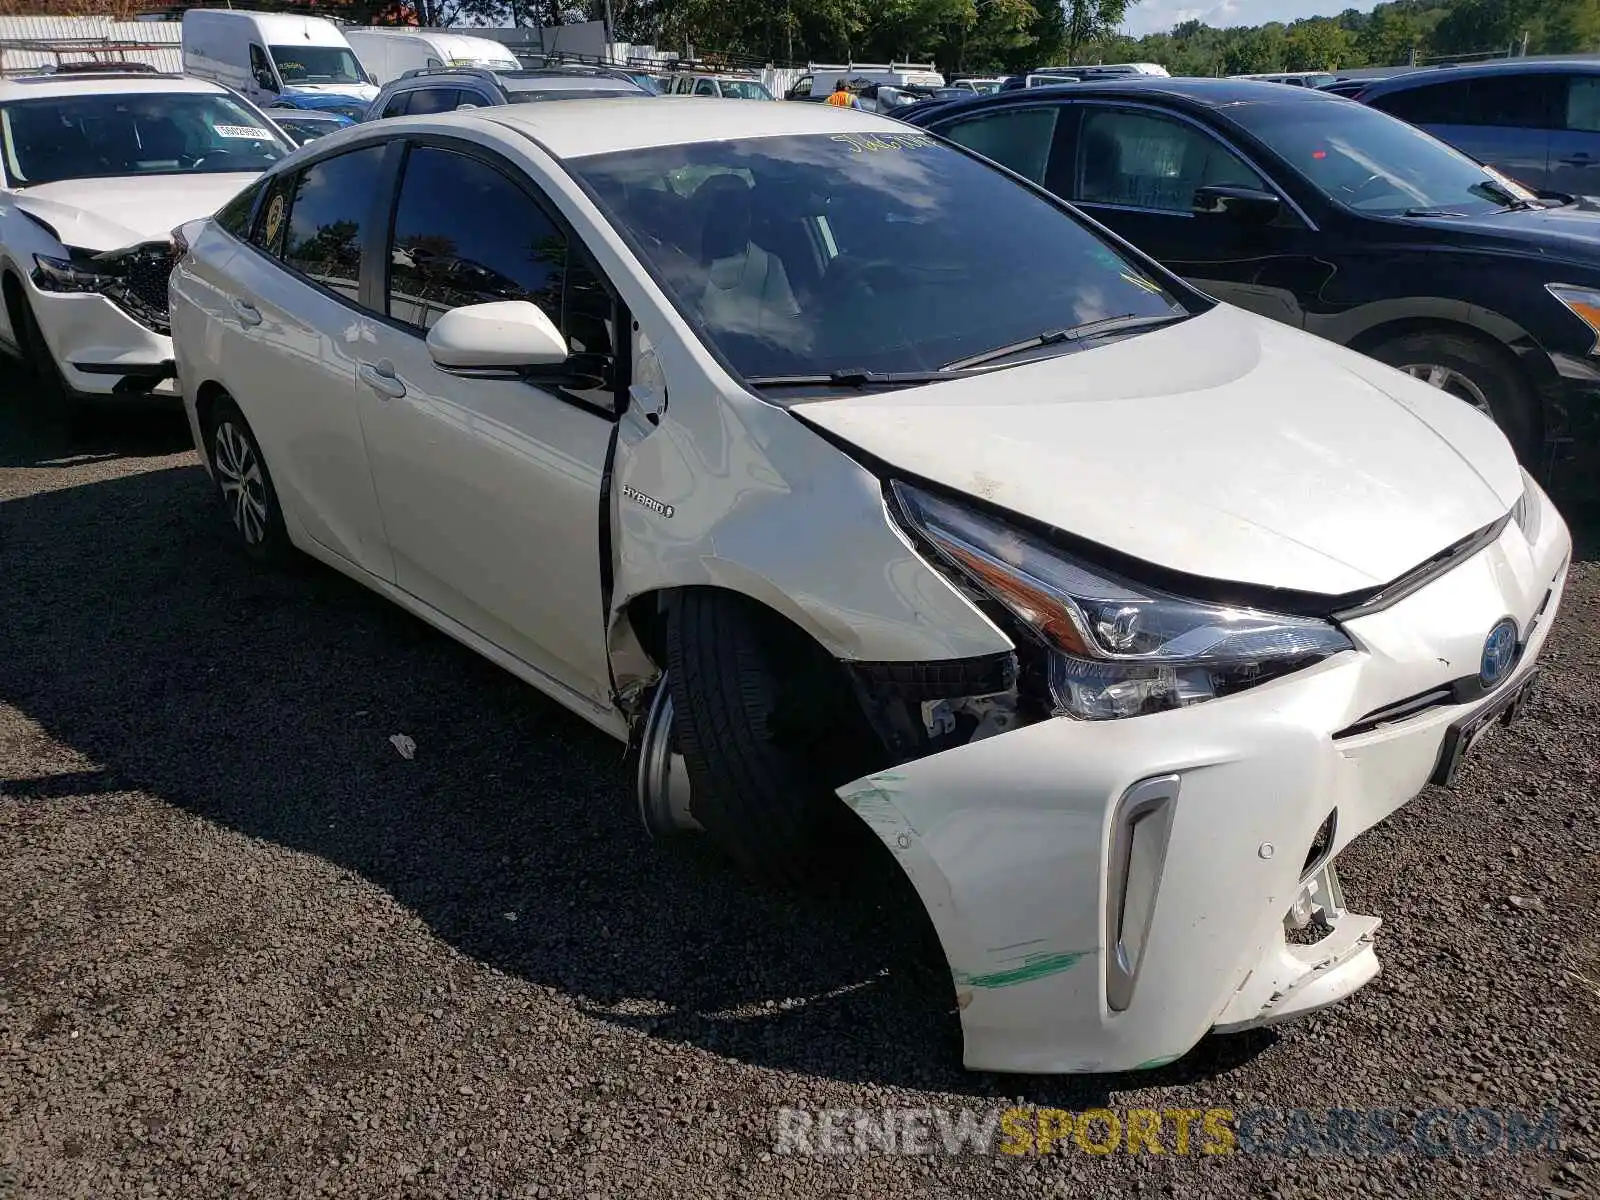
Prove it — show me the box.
[215,125,273,140]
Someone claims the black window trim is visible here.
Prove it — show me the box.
[1041,97,1319,232]
[370,131,630,421]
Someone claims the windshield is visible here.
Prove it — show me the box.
[1230,98,1537,214]
[572,132,1189,382]
[0,92,289,186]
[269,45,366,86]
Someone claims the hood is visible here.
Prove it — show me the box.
[283,82,379,103]
[797,306,1523,598]
[12,174,263,251]
[1403,198,1600,270]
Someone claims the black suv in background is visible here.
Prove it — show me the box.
[904,78,1600,469]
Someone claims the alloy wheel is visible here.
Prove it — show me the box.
[212,420,270,545]
[1398,362,1493,417]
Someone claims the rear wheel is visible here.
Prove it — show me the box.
[1370,330,1541,465]
[203,396,291,565]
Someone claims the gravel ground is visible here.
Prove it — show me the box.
[1,376,1597,1200]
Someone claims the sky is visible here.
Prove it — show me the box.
[1123,0,1379,37]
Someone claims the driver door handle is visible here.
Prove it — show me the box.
[1560,152,1594,166]
[229,296,262,327]
[359,360,407,400]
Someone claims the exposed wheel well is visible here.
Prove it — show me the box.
[193,381,230,460]
[2,270,26,349]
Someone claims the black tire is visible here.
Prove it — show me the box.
[1369,330,1541,465]
[11,285,81,424]
[202,396,292,566]
[665,590,870,886]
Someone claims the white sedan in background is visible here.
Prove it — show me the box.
[0,68,288,412]
[168,100,1570,1074]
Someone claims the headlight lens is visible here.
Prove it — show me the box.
[892,482,1354,720]
[1546,283,1600,355]
[32,252,116,294]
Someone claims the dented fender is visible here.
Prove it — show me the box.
[604,343,1012,697]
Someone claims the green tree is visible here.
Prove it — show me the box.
[1064,0,1131,63]
[1285,18,1353,70]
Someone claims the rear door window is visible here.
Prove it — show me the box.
[405,88,464,115]
[1369,79,1471,125]
[277,144,388,303]
[1463,73,1562,129]
[938,105,1061,184]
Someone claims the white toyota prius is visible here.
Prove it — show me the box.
[169,99,1571,1075]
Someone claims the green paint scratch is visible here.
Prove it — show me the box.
[1132,1054,1181,1071]
[955,950,1090,990]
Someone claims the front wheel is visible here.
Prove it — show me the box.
[1370,330,1541,465]
[204,397,291,565]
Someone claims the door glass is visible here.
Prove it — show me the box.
[1464,74,1560,129]
[381,92,411,118]
[694,78,718,96]
[1369,80,1470,124]
[405,88,462,115]
[1077,108,1266,212]
[386,145,566,331]
[280,145,388,303]
[217,179,264,238]
[940,106,1059,183]
[1566,76,1600,132]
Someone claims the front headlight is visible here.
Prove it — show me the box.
[32,252,117,294]
[1546,283,1600,355]
[892,482,1353,720]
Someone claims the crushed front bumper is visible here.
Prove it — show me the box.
[837,488,1571,1075]
[29,286,176,400]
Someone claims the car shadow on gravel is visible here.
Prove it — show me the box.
[0,368,192,468]
[15,420,1595,1106]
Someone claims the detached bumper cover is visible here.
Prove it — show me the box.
[838,489,1570,1075]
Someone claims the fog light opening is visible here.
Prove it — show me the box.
[1285,859,1349,945]
[1301,808,1338,880]
[1106,775,1179,1013]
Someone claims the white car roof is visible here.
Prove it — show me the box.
[473,97,916,157]
[0,74,232,102]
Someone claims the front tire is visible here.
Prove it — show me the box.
[13,288,80,423]
[665,590,873,886]
[1370,330,1541,465]
[203,397,291,565]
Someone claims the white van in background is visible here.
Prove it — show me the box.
[181,10,378,120]
[343,29,520,84]
[784,61,944,100]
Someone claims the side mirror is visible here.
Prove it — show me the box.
[1193,184,1281,225]
[426,301,569,371]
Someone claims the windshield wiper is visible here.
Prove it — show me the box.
[942,312,1189,372]
[746,368,960,390]
[1404,207,1469,217]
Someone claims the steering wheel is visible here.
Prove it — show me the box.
[824,257,908,296]
[1341,172,1392,206]
[190,149,248,171]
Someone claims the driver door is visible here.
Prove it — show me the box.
[353,139,620,710]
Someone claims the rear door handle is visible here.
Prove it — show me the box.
[359,360,407,400]
[1560,152,1594,166]
[229,297,262,327]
